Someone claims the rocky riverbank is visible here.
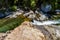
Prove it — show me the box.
[0,21,60,40]
[0,8,60,40]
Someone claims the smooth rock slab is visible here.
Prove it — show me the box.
[4,21,46,40]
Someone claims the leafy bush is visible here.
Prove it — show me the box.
[0,17,24,32]
[0,14,31,33]
[30,0,36,10]
[0,0,60,11]
[10,5,17,11]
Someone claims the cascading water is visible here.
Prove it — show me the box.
[32,4,60,25]
[32,20,60,25]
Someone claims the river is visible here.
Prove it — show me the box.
[32,19,60,25]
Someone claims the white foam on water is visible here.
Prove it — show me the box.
[32,20,60,25]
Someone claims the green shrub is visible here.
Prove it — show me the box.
[30,0,36,10]
[10,5,17,11]
[0,14,31,33]
[0,17,24,32]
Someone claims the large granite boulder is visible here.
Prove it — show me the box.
[4,21,46,40]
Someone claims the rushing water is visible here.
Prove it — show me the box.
[32,19,60,25]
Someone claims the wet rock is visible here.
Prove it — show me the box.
[55,10,60,12]
[38,12,48,21]
[5,9,24,18]
[5,12,12,16]
[0,13,5,18]
[39,14,48,21]
[55,10,60,14]
[41,4,52,12]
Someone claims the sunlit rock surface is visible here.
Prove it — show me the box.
[4,21,46,40]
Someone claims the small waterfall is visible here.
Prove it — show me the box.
[32,20,60,25]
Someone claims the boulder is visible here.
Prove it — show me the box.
[4,21,46,40]
[0,13,5,18]
[41,4,52,12]
[39,14,47,20]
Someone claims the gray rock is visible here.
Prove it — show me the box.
[28,14,36,19]
[5,9,24,18]
[39,14,48,20]
[0,13,5,18]
[41,4,52,12]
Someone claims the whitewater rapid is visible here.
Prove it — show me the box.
[32,20,60,25]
